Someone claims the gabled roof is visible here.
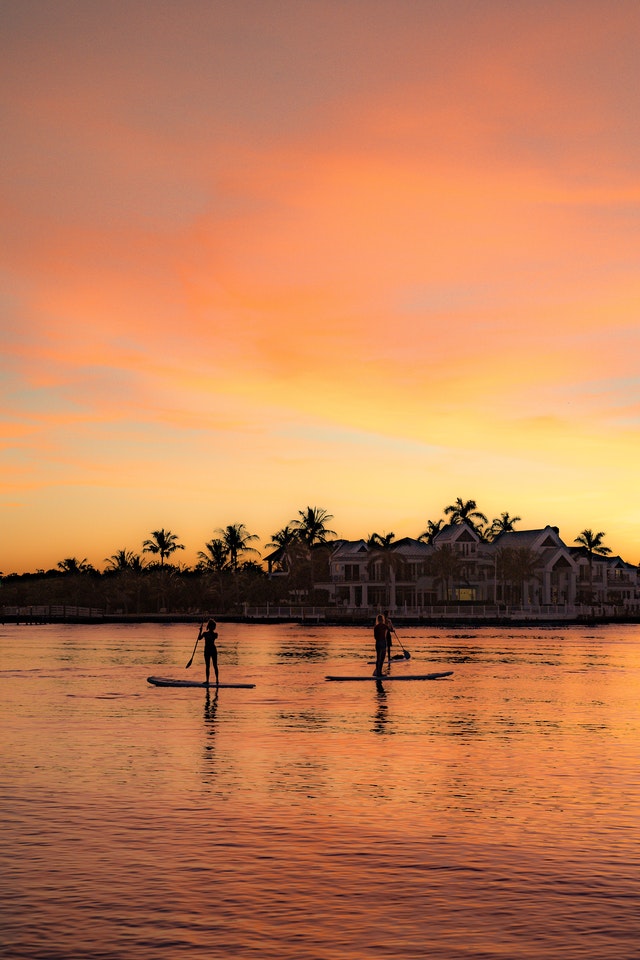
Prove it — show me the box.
[388,537,432,556]
[607,555,637,570]
[329,539,369,560]
[568,545,611,563]
[543,547,578,571]
[493,525,565,551]
[433,521,481,545]
[568,550,634,572]
[489,526,580,570]
[263,545,291,564]
[329,537,432,562]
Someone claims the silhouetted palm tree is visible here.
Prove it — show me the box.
[488,512,521,540]
[368,532,395,548]
[101,550,145,612]
[292,506,337,592]
[217,523,260,573]
[196,537,229,610]
[418,519,444,543]
[142,529,185,567]
[496,547,540,606]
[429,545,463,602]
[197,538,228,572]
[267,524,299,551]
[104,549,141,571]
[444,497,488,532]
[266,525,306,579]
[293,506,337,546]
[367,532,401,608]
[574,529,611,602]
[57,557,94,573]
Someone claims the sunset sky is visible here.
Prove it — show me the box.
[2,0,639,574]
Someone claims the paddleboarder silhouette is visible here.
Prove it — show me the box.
[383,610,394,664]
[373,614,387,677]
[200,619,219,686]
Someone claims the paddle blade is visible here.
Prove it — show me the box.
[404,650,411,660]
[185,629,202,669]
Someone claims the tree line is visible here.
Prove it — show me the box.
[1,498,616,614]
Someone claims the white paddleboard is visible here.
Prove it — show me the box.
[147,676,255,689]
[325,670,453,682]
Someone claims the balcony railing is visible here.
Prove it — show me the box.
[239,603,587,621]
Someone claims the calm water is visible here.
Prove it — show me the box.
[2,621,640,959]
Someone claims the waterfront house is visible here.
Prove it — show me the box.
[266,521,639,619]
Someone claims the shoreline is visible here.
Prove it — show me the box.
[3,612,640,628]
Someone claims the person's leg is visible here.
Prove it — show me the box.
[205,650,211,684]
[211,648,219,685]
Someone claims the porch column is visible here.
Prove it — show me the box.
[389,569,396,609]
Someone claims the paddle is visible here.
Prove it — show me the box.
[393,629,411,660]
[185,621,204,669]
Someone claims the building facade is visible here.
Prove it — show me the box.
[311,523,639,617]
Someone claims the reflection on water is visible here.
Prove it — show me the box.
[204,687,219,723]
[372,681,390,734]
[2,622,640,959]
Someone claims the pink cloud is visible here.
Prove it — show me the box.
[2,1,640,569]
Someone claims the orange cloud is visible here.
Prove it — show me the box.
[2,1,640,571]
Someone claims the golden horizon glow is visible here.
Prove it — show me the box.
[2,1,639,574]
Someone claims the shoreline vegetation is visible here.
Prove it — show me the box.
[3,502,638,625]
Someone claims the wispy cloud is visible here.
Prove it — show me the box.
[2,0,640,570]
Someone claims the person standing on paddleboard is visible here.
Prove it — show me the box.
[373,614,387,677]
[200,619,219,686]
[383,610,394,665]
